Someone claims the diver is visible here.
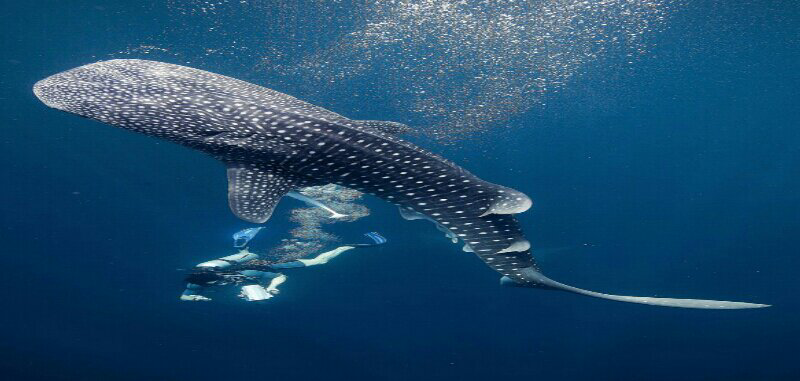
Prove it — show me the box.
[180,229,387,302]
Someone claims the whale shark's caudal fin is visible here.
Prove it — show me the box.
[226,163,301,223]
[502,267,769,309]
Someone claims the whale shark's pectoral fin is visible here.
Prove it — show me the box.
[226,163,298,223]
[353,120,413,135]
[398,206,427,221]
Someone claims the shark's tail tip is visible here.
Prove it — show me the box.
[639,299,771,310]
[503,268,771,310]
[737,302,771,309]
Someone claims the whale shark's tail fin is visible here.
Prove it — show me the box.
[501,267,769,309]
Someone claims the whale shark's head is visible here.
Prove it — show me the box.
[33,59,255,149]
[34,60,168,123]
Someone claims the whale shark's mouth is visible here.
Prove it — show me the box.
[33,69,104,115]
[32,77,62,110]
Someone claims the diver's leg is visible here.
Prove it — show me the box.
[296,246,356,267]
[180,283,211,301]
[269,235,384,270]
[270,242,374,269]
[269,232,386,270]
[268,261,306,269]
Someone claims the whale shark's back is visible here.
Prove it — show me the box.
[34,59,353,125]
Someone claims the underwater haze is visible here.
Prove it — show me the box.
[2,1,799,380]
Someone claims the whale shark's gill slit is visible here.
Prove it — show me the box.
[197,130,232,139]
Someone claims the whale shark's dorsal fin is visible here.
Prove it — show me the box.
[226,163,298,223]
[353,120,413,135]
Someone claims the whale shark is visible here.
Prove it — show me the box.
[33,59,767,309]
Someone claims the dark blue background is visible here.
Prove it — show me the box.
[1,1,798,380]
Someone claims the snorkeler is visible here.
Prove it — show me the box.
[180,230,387,302]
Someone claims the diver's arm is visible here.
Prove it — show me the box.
[236,270,285,301]
[237,272,287,301]
[265,274,288,295]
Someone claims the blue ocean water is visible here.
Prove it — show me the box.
[1,1,799,380]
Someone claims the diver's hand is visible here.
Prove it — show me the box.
[238,290,274,301]
[180,295,211,302]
